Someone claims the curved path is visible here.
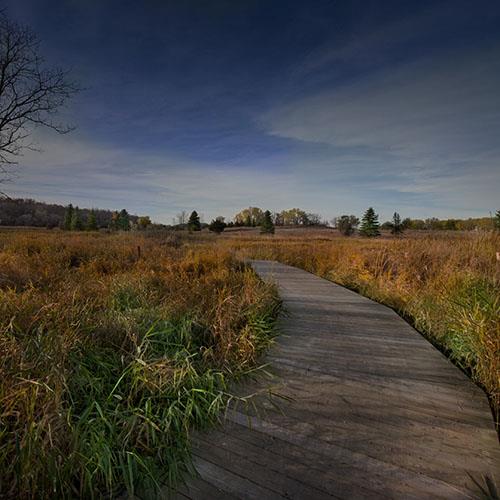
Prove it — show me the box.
[176,261,499,499]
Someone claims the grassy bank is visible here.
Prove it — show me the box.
[0,231,280,499]
[226,230,500,429]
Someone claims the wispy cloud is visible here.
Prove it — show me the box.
[261,44,500,215]
[9,131,299,222]
[296,2,498,76]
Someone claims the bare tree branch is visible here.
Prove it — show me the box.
[0,11,79,182]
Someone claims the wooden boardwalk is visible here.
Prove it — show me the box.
[176,260,499,499]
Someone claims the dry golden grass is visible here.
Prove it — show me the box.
[1,227,498,499]
[0,230,279,499]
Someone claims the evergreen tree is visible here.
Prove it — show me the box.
[208,216,226,234]
[495,210,500,230]
[359,207,380,237]
[117,209,130,231]
[260,210,275,234]
[86,210,98,231]
[70,206,83,231]
[390,212,403,235]
[188,210,201,231]
[63,203,73,230]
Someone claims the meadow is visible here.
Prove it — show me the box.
[0,227,499,499]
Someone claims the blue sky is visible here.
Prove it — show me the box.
[4,0,500,223]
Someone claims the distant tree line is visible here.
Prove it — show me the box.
[0,198,146,229]
[2,198,499,235]
[387,216,498,231]
[64,206,152,231]
[332,210,499,236]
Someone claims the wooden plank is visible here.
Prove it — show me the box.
[175,476,236,500]
[266,360,495,426]
[176,260,499,499]
[224,411,473,499]
[261,369,496,435]
[205,422,388,499]
[224,399,495,488]
[192,436,336,500]
[187,456,285,499]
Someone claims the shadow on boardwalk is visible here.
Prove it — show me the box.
[176,260,499,499]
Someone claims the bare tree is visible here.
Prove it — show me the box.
[0,11,78,185]
[175,210,187,225]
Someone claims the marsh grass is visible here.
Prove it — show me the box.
[0,231,280,499]
[1,227,498,498]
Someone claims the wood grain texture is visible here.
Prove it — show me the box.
[176,260,499,499]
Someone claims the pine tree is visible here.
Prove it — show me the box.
[86,210,98,231]
[70,206,83,231]
[495,210,500,230]
[359,207,380,237]
[117,209,130,231]
[188,210,201,231]
[63,204,73,230]
[260,210,275,234]
[391,212,403,235]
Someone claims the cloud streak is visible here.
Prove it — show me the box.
[261,44,500,215]
[9,132,299,222]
